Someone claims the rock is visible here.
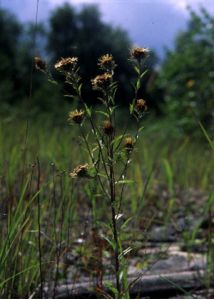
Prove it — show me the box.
[150,251,206,273]
[150,254,187,272]
[148,226,176,243]
[43,270,208,298]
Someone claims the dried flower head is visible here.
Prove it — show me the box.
[70,164,89,179]
[68,109,85,124]
[34,57,46,72]
[54,57,78,72]
[136,99,148,112]
[91,73,112,89]
[98,54,116,71]
[124,137,134,152]
[186,79,195,89]
[131,47,149,60]
[102,120,114,135]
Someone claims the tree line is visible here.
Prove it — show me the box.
[0,4,213,131]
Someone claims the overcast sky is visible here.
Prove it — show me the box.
[1,0,214,58]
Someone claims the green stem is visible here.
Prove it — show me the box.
[36,157,43,298]
[109,139,121,297]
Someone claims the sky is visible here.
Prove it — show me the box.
[1,0,214,58]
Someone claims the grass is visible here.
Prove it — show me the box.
[0,114,214,298]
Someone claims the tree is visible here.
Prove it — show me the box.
[156,8,214,131]
[0,8,60,112]
[47,3,157,107]
[0,9,22,104]
[0,4,158,114]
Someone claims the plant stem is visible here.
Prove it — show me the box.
[36,157,43,298]
[109,137,121,297]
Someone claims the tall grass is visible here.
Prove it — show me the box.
[0,113,214,297]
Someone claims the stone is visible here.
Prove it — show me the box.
[148,226,176,243]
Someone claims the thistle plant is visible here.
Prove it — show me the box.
[35,46,149,298]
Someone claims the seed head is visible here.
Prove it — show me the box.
[102,120,114,136]
[186,80,195,89]
[91,73,112,89]
[54,57,78,72]
[70,164,89,179]
[136,99,148,112]
[130,47,149,60]
[68,109,85,124]
[98,54,116,71]
[124,137,134,152]
[34,57,46,72]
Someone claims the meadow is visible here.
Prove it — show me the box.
[0,111,213,298]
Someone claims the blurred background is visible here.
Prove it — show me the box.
[0,0,214,134]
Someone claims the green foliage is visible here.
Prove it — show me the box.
[0,110,214,297]
[156,8,214,132]
[47,4,133,106]
[0,8,60,111]
[0,4,157,114]
[47,47,150,297]
[0,9,22,103]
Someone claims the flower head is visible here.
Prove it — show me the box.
[70,164,90,179]
[135,99,148,112]
[130,47,149,60]
[91,73,112,89]
[98,54,116,71]
[186,80,195,89]
[124,137,134,153]
[68,109,85,125]
[54,57,78,72]
[34,57,46,72]
[102,120,114,136]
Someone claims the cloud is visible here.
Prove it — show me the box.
[168,0,214,13]
[1,0,213,58]
[1,0,51,22]
[48,0,214,12]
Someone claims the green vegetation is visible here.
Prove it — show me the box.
[0,2,214,298]
[156,8,214,132]
[0,113,213,297]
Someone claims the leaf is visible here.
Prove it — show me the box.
[48,79,58,85]
[199,121,214,151]
[78,83,82,94]
[136,79,141,90]
[119,270,124,282]
[110,105,119,113]
[121,217,133,229]
[122,247,132,256]
[134,66,140,75]
[140,70,148,79]
[91,145,99,154]
[105,282,118,298]
[64,94,76,99]
[206,191,214,211]
[111,134,124,147]
[109,81,118,89]
[119,247,132,259]
[138,126,145,133]
[97,172,108,179]
[115,179,134,185]
[98,221,112,229]
[95,110,109,118]
[85,104,92,117]
[102,236,115,250]
[111,88,117,102]
[129,103,134,114]
[115,214,123,220]
[162,159,173,195]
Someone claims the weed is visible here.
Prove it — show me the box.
[37,47,150,298]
